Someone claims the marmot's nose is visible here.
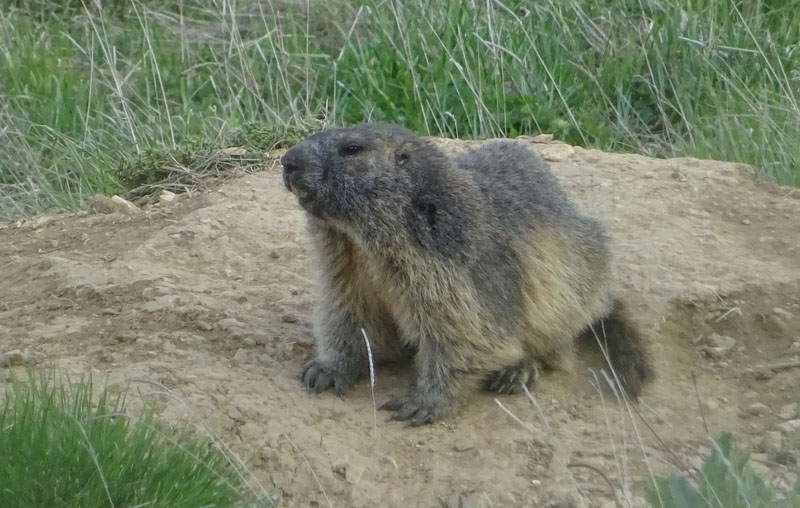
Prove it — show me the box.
[281,149,303,177]
[281,149,305,191]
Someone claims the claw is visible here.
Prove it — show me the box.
[484,362,540,395]
[300,360,353,396]
[380,391,450,426]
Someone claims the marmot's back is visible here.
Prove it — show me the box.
[454,140,608,269]
[454,140,580,224]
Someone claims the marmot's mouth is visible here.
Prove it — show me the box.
[284,171,308,197]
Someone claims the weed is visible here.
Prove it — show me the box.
[0,368,279,507]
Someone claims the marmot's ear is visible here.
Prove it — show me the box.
[394,144,411,166]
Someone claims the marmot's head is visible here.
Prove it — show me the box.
[281,123,436,223]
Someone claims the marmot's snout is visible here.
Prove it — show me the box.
[280,147,307,197]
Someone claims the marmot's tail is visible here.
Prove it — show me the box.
[588,298,655,399]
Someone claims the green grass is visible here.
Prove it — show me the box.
[0,369,278,508]
[0,0,798,221]
[647,432,799,508]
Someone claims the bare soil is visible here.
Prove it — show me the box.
[1,135,799,507]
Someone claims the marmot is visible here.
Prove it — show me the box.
[281,122,654,426]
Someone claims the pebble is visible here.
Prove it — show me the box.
[538,144,575,162]
[250,333,271,346]
[701,398,720,412]
[158,190,176,204]
[89,194,116,214]
[217,318,247,339]
[0,350,27,367]
[745,402,770,416]
[763,307,794,338]
[217,317,246,331]
[759,431,784,455]
[232,348,250,363]
[441,491,492,508]
[741,219,751,225]
[332,463,346,479]
[530,134,554,143]
[773,307,795,320]
[217,146,246,156]
[281,314,298,324]
[452,440,475,453]
[702,333,736,359]
[89,194,142,215]
[778,403,798,420]
[775,419,800,436]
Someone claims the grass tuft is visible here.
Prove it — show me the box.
[0,368,278,508]
[117,122,315,197]
[647,432,800,508]
[1,0,798,221]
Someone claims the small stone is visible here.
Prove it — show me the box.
[217,146,246,156]
[776,419,800,436]
[97,351,119,364]
[218,318,246,331]
[332,463,346,479]
[217,318,247,338]
[773,450,796,466]
[779,403,798,420]
[89,194,117,214]
[702,334,736,359]
[759,431,784,454]
[745,402,770,416]
[763,308,794,338]
[281,314,298,324]
[113,333,138,344]
[158,190,176,204]
[741,219,751,225]
[232,348,249,363]
[441,491,492,508]
[748,454,773,479]
[452,440,474,453]
[227,406,242,420]
[531,133,554,143]
[269,250,280,259]
[497,492,517,505]
[251,333,271,346]
[110,195,141,215]
[538,144,575,162]
[0,350,27,367]
[344,465,366,484]
[773,308,795,320]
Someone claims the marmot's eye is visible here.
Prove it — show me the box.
[344,144,362,155]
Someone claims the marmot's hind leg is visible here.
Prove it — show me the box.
[483,358,542,395]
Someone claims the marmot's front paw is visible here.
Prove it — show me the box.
[300,360,354,397]
[483,360,541,394]
[380,391,452,426]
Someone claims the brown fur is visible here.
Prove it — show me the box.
[281,122,654,426]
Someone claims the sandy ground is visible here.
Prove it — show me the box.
[1,135,799,508]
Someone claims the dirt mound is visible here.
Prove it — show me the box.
[2,136,799,507]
